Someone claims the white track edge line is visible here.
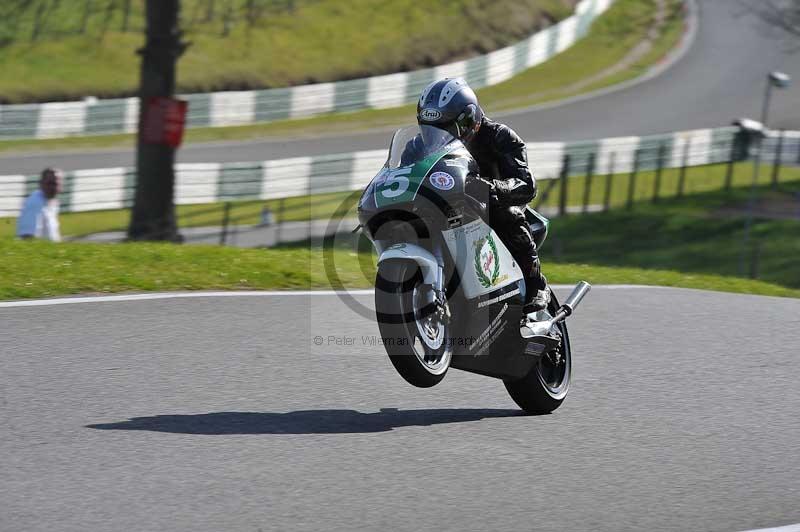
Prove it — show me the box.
[741,524,800,532]
[0,285,670,308]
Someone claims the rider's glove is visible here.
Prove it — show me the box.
[466,176,497,201]
[493,177,536,206]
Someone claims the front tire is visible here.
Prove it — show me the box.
[375,260,452,388]
[504,295,572,414]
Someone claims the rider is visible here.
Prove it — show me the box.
[413,77,551,324]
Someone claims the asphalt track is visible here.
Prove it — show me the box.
[2,286,800,531]
[2,0,800,175]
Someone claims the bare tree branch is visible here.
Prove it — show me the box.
[737,0,800,38]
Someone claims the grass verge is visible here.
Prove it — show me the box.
[549,183,800,291]
[0,0,684,154]
[0,0,573,104]
[2,177,800,301]
[3,161,796,240]
[1,237,796,301]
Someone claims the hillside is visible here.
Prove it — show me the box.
[0,0,575,103]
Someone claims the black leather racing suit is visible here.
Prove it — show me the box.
[465,117,547,310]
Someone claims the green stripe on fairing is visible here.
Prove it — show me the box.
[373,145,456,208]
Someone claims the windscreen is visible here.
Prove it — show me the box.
[386,125,458,169]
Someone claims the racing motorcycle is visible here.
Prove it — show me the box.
[357,124,591,415]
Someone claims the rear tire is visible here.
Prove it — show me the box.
[504,295,572,414]
[375,260,452,388]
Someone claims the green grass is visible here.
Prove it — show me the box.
[534,162,800,211]
[548,182,800,291]
[0,190,359,239]
[478,0,685,111]
[3,161,794,240]
[1,237,797,301]
[0,0,684,154]
[0,0,572,104]
[2,172,800,301]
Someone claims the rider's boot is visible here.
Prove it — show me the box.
[520,256,551,337]
[523,285,551,315]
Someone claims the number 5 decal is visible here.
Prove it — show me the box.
[380,167,413,198]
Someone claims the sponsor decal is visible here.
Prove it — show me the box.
[429,171,455,191]
[444,158,467,168]
[474,234,509,288]
[420,108,442,121]
[477,287,520,308]
[524,342,545,356]
[469,303,509,355]
[377,167,413,199]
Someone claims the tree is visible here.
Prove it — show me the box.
[128,0,188,241]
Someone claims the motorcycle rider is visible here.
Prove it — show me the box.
[411,78,551,327]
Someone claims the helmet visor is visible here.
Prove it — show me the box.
[387,125,459,169]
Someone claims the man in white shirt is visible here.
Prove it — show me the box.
[16,167,63,242]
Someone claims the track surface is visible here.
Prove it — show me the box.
[2,287,800,531]
[2,0,800,175]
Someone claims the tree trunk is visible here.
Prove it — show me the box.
[128,0,187,242]
[80,0,93,33]
[121,0,131,31]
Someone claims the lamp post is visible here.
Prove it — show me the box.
[761,71,791,126]
[737,71,791,277]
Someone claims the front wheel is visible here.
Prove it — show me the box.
[504,295,572,414]
[375,260,452,388]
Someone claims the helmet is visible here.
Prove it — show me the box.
[416,78,484,143]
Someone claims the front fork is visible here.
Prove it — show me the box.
[422,236,450,322]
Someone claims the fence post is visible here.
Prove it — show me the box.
[724,135,737,190]
[749,240,762,280]
[219,202,232,246]
[275,198,286,245]
[797,133,800,164]
[604,152,615,212]
[559,153,571,217]
[653,142,666,203]
[771,130,784,187]
[677,139,691,198]
[626,149,640,210]
[582,152,596,213]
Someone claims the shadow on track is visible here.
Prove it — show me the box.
[86,408,523,435]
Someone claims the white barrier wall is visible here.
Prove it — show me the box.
[3,126,786,218]
[0,0,615,140]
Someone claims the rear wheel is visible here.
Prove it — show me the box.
[504,295,572,414]
[375,260,452,388]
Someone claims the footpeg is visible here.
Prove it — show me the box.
[520,281,591,340]
[522,333,561,353]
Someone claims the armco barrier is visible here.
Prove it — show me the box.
[2,127,797,218]
[0,0,614,140]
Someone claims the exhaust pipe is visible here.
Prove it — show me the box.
[520,281,591,339]
[560,280,592,317]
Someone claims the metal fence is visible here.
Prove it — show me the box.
[0,0,615,140]
[3,126,799,221]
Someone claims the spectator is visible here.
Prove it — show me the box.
[16,168,63,242]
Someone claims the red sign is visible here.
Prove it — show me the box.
[142,96,188,148]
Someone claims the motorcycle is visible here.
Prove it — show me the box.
[357,124,590,414]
